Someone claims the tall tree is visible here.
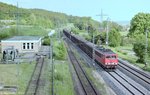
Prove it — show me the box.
[133,42,145,63]
[128,13,150,37]
[109,28,121,47]
[128,13,150,66]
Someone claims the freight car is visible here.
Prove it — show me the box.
[64,30,118,69]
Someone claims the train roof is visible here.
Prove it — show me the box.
[85,40,116,55]
[95,46,116,55]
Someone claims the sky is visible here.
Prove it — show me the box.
[0,0,150,22]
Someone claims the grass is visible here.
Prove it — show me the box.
[17,62,36,94]
[84,66,110,95]
[136,62,150,72]
[54,60,74,95]
[0,62,36,94]
[0,25,49,38]
[110,46,137,63]
[19,26,49,36]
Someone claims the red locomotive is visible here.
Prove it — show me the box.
[64,30,118,69]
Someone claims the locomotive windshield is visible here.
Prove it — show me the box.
[106,56,116,59]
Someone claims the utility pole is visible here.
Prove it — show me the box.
[48,31,54,95]
[16,3,19,94]
[49,38,51,59]
[92,32,95,67]
[87,17,91,35]
[96,9,108,46]
[145,29,148,67]
[51,38,54,95]
[16,2,19,35]
[7,2,19,35]
[106,17,110,48]
[49,37,54,95]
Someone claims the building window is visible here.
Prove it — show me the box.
[23,43,26,49]
[31,43,34,49]
[27,43,30,49]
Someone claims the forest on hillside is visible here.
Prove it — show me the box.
[0,2,99,29]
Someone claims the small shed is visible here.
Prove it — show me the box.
[1,36,42,53]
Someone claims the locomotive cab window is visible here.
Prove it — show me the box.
[106,56,116,59]
[106,56,111,58]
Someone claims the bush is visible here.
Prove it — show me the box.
[0,33,9,40]
[54,72,63,81]
[54,42,66,60]
[42,36,50,45]
[123,52,127,55]
[71,27,79,34]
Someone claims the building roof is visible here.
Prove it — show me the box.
[2,36,41,41]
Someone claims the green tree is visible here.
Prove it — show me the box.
[99,32,106,44]
[87,23,96,38]
[71,27,79,34]
[148,42,150,57]
[128,13,150,37]
[133,42,145,63]
[93,21,123,46]
[133,34,150,64]
[128,13,150,66]
[0,22,2,27]
[109,29,121,47]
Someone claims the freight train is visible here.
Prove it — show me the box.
[64,30,118,69]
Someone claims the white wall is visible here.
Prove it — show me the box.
[1,40,41,53]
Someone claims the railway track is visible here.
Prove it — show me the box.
[66,40,98,95]
[108,69,150,95]
[118,61,150,91]
[80,48,150,94]
[64,33,150,95]
[119,60,150,84]
[24,56,44,95]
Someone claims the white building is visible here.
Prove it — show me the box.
[1,36,42,53]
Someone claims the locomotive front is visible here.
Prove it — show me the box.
[104,54,118,69]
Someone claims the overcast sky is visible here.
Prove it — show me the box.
[0,0,150,22]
